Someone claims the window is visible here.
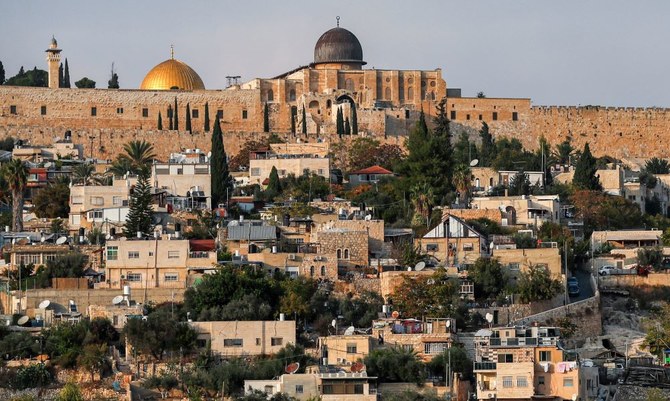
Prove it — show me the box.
[502,376,513,388]
[517,376,528,387]
[344,249,349,259]
[426,243,438,252]
[271,337,283,346]
[512,112,518,121]
[354,384,364,394]
[89,210,103,219]
[91,107,97,116]
[450,110,456,120]
[41,106,47,115]
[107,246,118,260]
[539,350,551,361]
[424,342,448,354]
[264,385,274,395]
[385,87,391,100]
[337,249,342,259]
[309,266,314,277]
[90,196,104,206]
[71,195,83,205]
[192,109,199,118]
[10,105,17,115]
[127,273,142,282]
[128,251,140,259]
[168,251,180,259]
[279,169,286,176]
[164,273,178,282]
[466,114,470,120]
[267,89,274,102]
[167,108,173,118]
[346,343,357,354]
[250,168,260,177]
[295,385,303,394]
[112,196,124,206]
[320,265,326,276]
[256,338,261,345]
[407,87,414,101]
[508,263,520,271]
[223,339,243,347]
[462,243,474,251]
[116,107,124,114]
[538,376,545,385]
[563,378,574,387]
[288,89,296,101]
[497,354,513,363]
[318,169,324,175]
[493,112,498,121]
[217,109,223,119]
[176,168,183,175]
[478,114,482,120]
[402,344,414,352]
[242,110,248,119]
[142,108,149,117]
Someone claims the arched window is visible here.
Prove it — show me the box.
[267,89,274,102]
[345,78,354,92]
[430,91,436,100]
[309,266,314,277]
[288,89,296,101]
[407,87,414,101]
[326,99,332,109]
[385,87,392,100]
[344,249,350,259]
[309,100,319,110]
[320,265,326,276]
[337,249,342,259]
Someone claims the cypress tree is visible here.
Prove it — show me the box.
[290,107,296,134]
[168,106,173,130]
[336,107,344,136]
[573,143,602,190]
[0,60,4,84]
[301,105,307,134]
[263,103,270,132]
[123,170,153,237]
[351,102,358,135]
[479,121,494,167]
[266,165,282,200]
[63,59,71,88]
[204,102,210,132]
[344,117,351,135]
[157,111,163,130]
[58,63,64,87]
[210,116,232,208]
[185,103,192,133]
[173,97,179,131]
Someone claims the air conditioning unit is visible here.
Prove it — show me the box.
[288,254,296,261]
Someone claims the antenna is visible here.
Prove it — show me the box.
[285,362,300,374]
[225,75,241,87]
[336,16,340,27]
[470,159,479,167]
[344,326,355,336]
[415,261,426,271]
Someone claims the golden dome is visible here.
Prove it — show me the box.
[140,58,205,91]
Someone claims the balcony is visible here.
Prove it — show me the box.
[189,251,213,259]
[474,362,497,371]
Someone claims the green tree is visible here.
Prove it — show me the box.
[124,311,197,361]
[426,345,473,381]
[77,344,107,382]
[109,140,156,176]
[637,247,663,270]
[33,183,70,218]
[364,346,426,385]
[144,373,179,398]
[645,157,670,174]
[186,102,192,133]
[157,111,163,130]
[107,63,119,89]
[344,117,351,135]
[3,159,28,231]
[204,102,210,132]
[55,382,84,401]
[642,304,670,359]
[63,59,71,88]
[6,66,48,87]
[478,121,494,167]
[301,105,307,134]
[173,97,179,130]
[51,217,65,235]
[554,137,574,165]
[453,132,477,167]
[508,170,531,196]
[410,183,434,228]
[58,62,64,87]
[351,102,358,134]
[336,107,344,137]
[263,103,270,132]
[74,77,96,88]
[168,105,173,130]
[573,143,602,190]
[469,257,505,301]
[0,60,5,84]
[210,116,232,208]
[452,164,471,205]
[266,166,282,200]
[15,364,52,390]
[290,106,296,134]
[72,163,106,186]
[516,265,562,303]
[123,171,152,237]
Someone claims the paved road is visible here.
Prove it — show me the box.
[568,268,595,303]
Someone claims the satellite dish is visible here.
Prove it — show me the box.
[344,326,355,336]
[391,310,400,319]
[364,214,372,221]
[470,159,479,167]
[112,295,124,305]
[571,395,577,401]
[485,313,494,323]
[446,319,451,328]
[38,300,51,309]
[17,316,29,326]
[331,319,337,328]
[285,362,300,374]
[351,362,366,373]
[415,261,426,271]
[44,162,52,168]
[56,236,68,245]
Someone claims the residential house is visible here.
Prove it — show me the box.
[492,246,563,280]
[470,167,544,194]
[319,335,378,367]
[12,140,81,163]
[470,195,561,227]
[473,325,599,401]
[104,237,217,289]
[371,317,455,362]
[245,371,377,401]
[68,178,131,234]
[416,215,488,268]
[555,165,624,196]
[591,230,662,250]
[152,149,212,210]
[223,220,279,256]
[348,165,395,187]
[190,320,296,357]
[249,142,330,185]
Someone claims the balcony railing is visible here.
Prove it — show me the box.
[474,362,497,371]
[189,251,212,259]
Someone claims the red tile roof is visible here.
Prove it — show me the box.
[189,239,216,251]
[350,165,393,175]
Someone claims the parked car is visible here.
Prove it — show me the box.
[567,277,579,286]
[568,283,581,297]
[599,265,615,276]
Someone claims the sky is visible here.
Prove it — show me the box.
[1,0,668,107]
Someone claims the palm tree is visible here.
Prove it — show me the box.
[109,140,156,177]
[72,163,107,185]
[410,183,435,228]
[452,164,471,205]
[3,159,28,231]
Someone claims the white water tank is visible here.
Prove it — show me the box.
[279,313,285,321]
[123,285,131,298]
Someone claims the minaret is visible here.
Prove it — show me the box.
[45,36,62,89]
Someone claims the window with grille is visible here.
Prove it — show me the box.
[168,251,180,259]
[271,337,283,346]
[127,273,141,282]
[517,376,528,387]
[164,273,178,282]
[128,251,140,259]
[502,376,513,388]
[107,246,118,260]
[224,339,243,347]
[346,343,357,354]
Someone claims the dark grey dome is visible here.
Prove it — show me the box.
[313,27,366,66]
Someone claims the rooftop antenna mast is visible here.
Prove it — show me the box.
[226,76,241,87]
[336,16,340,27]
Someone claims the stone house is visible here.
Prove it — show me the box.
[245,371,377,401]
[372,317,456,362]
[416,215,488,268]
[151,149,211,210]
[348,165,395,187]
[319,334,378,367]
[248,142,330,185]
[470,195,561,227]
[190,320,296,357]
[591,229,662,250]
[492,246,563,280]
